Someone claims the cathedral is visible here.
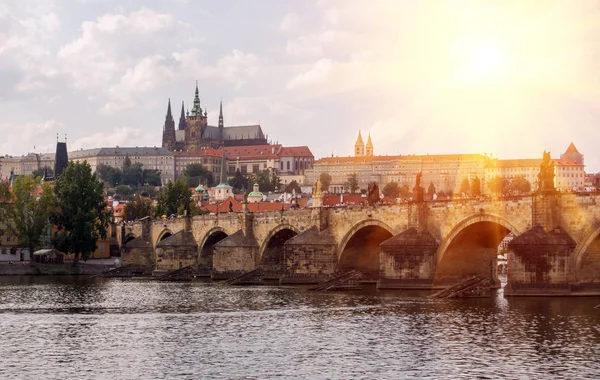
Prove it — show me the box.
[161,83,268,152]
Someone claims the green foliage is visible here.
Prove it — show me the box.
[511,175,531,194]
[142,169,162,186]
[319,172,332,191]
[471,177,482,196]
[459,178,470,195]
[124,155,132,169]
[121,163,144,187]
[284,180,302,194]
[427,182,436,198]
[5,176,55,255]
[382,182,401,198]
[345,173,359,194]
[96,164,121,187]
[184,163,214,187]
[32,167,54,179]
[115,185,135,199]
[251,169,278,193]
[51,162,111,263]
[124,195,155,221]
[228,169,249,192]
[155,179,192,217]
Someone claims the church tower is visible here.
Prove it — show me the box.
[185,81,209,151]
[218,100,225,144]
[355,131,365,156]
[365,133,373,156]
[178,101,186,131]
[161,99,176,151]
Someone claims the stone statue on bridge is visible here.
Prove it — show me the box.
[537,151,556,192]
[413,172,424,202]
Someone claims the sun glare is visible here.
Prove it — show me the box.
[453,38,514,84]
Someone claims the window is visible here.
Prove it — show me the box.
[286,162,290,170]
[252,164,259,173]
[241,165,247,174]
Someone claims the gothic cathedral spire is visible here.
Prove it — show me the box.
[161,98,176,150]
[355,131,365,157]
[366,133,373,156]
[219,100,224,129]
[191,80,202,117]
[178,101,186,130]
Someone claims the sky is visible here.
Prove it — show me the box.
[1,0,600,171]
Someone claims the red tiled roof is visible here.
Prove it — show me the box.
[564,142,581,155]
[316,154,486,164]
[201,196,295,213]
[174,149,222,158]
[222,145,281,160]
[279,146,314,158]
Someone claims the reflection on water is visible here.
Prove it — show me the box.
[0,276,599,379]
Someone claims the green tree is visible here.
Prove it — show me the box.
[487,176,509,195]
[270,173,282,192]
[471,177,482,196]
[121,163,143,187]
[124,154,132,169]
[459,178,470,196]
[319,172,332,192]
[115,185,135,199]
[5,176,55,258]
[96,164,121,187]
[32,167,54,179]
[142,169,162,186]
[427,182,436,198]
[382,182,401,198]
[155,179,192,217]
[345,173,359,194]
[184,163,214,187]
[51,162,111,264]
[228,169,249,192]
[252,169,277,193]
[510,175,531,194]
[124,195,154,221]
[284,180,302,194]
[399,184,411,198]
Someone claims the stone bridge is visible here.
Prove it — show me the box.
[118,192,600,295]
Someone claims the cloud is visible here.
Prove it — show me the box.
[0,120,64,155]
[70,126,154,151]
[280,13,300,32]
[287,59,333,89]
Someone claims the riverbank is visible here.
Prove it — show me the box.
[0,261,114,276]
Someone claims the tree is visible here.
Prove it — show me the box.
[184,163,214,187]
[96,164,121,187]
[487,176,509,195]
[382,182,401,198]
[284,180,302,194]
[459,178,470,196]
[124,195,154,221]
[115,185,135,199]
[51,162,111,264]
[270,173,282,192]
[252,169,278,193]
[399,184,411,198]
[345,173,359,194]
[228,169,249,192]
[319,172,332,192]
[121,163,143,187]
[32,167,53,179]
[471,177,481,196]
[155,179,192,217]
[427,182,436,199]
[5,176,55,258]
[511,175,531,194]
[143,169,162,187]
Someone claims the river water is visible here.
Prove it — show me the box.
[0,277,599,379]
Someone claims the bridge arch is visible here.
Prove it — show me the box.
[123,233,136,245]
[156,229,173,247]
[198,227,229,272]
[572,220,600,283]
[258,224,300,270]
[337,219,394,276]
[435,214,520,287]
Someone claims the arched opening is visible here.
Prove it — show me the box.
[435,221,511,288]
[260,228,298,274]
[338,225,393,278]
[198,230,228,273]
[157,230,172,246]
[575,232,600,285]
[124,234,136,245]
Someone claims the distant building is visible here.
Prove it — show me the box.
[0,152,55,180]
[69,147,175,184]
[162,83,268,152]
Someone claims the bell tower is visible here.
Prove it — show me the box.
[354,131,365,157]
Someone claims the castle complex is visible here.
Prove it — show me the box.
[161,83,268,152]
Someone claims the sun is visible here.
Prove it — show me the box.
[453,39,514,84]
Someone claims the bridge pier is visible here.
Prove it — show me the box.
[280,227,337,284]
[377,228,439,289]
[505,225,576,296]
